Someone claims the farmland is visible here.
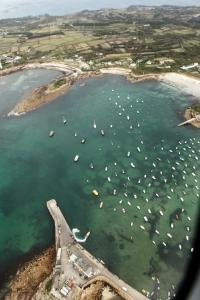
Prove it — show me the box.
[0,6,200,74]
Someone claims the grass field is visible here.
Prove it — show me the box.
[0,6,200,72]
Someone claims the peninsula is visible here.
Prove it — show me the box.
[5,63,200,130]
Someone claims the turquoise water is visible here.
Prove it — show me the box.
[0,69,62,116]
[0,72,199,299]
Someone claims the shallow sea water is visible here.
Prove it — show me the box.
[0,71,199,299]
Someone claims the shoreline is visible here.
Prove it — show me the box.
[159,72,200,99]
[4,65,160,116]
[1,65,200,297]
[184,107,200,128]
[2,64,200,120]
[3,245,55,300]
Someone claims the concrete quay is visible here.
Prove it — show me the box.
[47,199,148,300]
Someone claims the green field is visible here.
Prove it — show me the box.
[0,6,200,73]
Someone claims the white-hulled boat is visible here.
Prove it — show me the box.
[100,129,105,136]
[74,155,79,162]
[49,131,55,137]
[62,117,67,124]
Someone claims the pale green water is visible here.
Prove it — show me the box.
[0,71,199,299]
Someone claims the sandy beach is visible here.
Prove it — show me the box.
[159,72,200,98]
[3,64,200,121]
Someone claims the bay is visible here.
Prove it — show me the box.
[0,72,199,299]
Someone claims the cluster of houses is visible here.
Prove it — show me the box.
[64,54,199,73]
[0,54,23,69]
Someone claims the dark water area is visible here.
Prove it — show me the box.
[0,71,199,299]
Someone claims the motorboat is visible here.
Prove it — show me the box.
[49,131,55,137]
[74,155,79,162]
[100,129,105,136]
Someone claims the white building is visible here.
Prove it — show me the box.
[181,63,199,70]
[13,56,22,63]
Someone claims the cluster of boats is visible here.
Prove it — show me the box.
[47,85,199,299]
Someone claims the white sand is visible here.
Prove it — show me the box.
[159,73,200,98]
[100,68,131,76]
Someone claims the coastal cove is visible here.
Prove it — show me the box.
[2,64,200,125]
[0,70,200,299]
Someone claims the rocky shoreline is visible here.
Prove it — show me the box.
[5,64,200,119]
[0,65,27,77]
[184,107,200,128]
[2,64,200,119]
[8,74,76,116]
[6,66,160,116]
[4,246,55,300]
[7,69,101,116]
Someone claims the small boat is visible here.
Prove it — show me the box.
[93,120,96,129]
[81,138,86,144]
[100,129,105,136]
[62,117,67,124]
[99,202,103,208]
[49,131,55,137]
[92,189,99,196]
[89,163,94,169]
[74,155,79,162]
